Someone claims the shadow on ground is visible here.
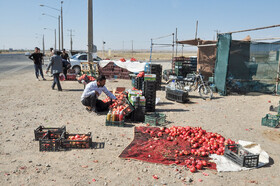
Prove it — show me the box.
[156,108,189,112]
[63,89,84,92]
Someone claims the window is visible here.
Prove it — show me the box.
[78,55,87,60]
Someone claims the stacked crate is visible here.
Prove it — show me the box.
[143,81,157,112]
[172,57,197,77]
[99,62,131,79]
[150,64,162,90]
[99,62,114,79]
[134,77,144,90]
[120,68,130,79]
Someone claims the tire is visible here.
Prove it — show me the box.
[199,85,213,100]
[73,66,81,74]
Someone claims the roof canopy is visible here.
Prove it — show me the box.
[177,38,217,46]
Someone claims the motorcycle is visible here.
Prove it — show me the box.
[167,70,213,100]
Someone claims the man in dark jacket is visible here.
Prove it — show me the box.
[46,50,63,91]
[29,47,46,81]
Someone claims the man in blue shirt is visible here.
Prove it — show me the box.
[81,75,116,113]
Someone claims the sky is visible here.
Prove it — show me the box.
[0,0,280,51]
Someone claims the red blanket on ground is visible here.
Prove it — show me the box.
[119,126,216,170]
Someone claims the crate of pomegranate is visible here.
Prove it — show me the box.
[34,125,66,141]
[109,94,134,116]
[224,144,259,168]
[60,132,92,149]
[39,131,62,152]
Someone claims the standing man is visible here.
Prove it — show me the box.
[46,50,63,91]
[61,49,71,78]
[61,49,70,62]
[29,47,46,81]
[81,75,116,113]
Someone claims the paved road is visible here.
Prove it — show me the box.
[0,54,35,78]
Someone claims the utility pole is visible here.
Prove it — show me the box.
[88,0,94,76]
[214,29,220,40]
[175,28,178,57]
[131,40,134,57]
[54,29,57,50]
[61,1,64,50]
[68,29,74,52]
[149,39,153,62]
[42,34,45,54]
[102,41,105,59]
[122,40,124,54]
[172,33,175,61]
[195,20,198,39]
[58,16,61,50]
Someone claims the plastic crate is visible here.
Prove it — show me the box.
[224,144,259,168]
[39,132,61,152]
[261,114,279,128]
[105,119,125,127]
[66,74,77,80]
[60,132,92,149]
[34,126,66,141]
[165,88,188,103]
[145,112,166,126]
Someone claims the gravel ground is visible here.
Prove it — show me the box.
[0,62,279,186]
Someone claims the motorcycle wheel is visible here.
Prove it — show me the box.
[199,85,213,100]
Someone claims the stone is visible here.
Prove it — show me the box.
[186,176,193,183]
[46,164,51,167]
[142,168,148,172]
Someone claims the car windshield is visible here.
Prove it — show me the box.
[71,54,78,59]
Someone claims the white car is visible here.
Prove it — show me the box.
[70,53,102,74]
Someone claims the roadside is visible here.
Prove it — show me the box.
[0,59,279,185]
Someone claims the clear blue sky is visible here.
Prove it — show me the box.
[0,0,279,51]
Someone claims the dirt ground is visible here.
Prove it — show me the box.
[0,62,280,186]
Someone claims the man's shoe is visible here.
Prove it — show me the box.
[86,107,92,113]
[36,78,40,81]
[43,78,46,81]
[51,87,55,90]
[58,89,62,91]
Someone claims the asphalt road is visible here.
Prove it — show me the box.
[0,54,35,78]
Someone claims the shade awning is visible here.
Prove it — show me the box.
[177,38,217,46]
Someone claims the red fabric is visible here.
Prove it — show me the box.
[119,126,216,170]
[130,57,137,61]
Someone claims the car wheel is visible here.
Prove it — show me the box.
[73,66,81,74]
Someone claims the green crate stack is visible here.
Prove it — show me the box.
[105,119,125,127]
[145,113,166,126]
[261,114,279,128]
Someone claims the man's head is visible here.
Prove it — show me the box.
[35,47,39,53]
[50,48,54,53]
[53,50,58,55]
[96,75,106,87]
[62,49,66,53]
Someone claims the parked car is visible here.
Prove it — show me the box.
[70,53,102,74]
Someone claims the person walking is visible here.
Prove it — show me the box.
[29,47,46,81]
[46,50,63,91]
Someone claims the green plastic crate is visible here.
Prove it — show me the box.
[261,114,279,128]
[145,113,166,126]
[105,119,125,127]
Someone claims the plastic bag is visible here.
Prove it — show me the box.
[59,73,65,81]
